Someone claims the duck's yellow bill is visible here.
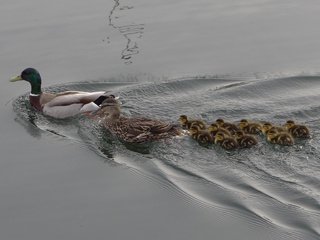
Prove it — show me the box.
[10,75,23,82]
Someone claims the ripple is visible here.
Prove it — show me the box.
[12,74,320,239]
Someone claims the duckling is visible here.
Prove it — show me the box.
[238,119,262,134]
[197,131,214,144]
[96,95,181,143]
[208,124,231,138]
[179,115,206,130]
[214,132,238,150]
[266,129,294,146]
[215,118,239,135]
[189,125,201,140]
[262,122,287,135]
[189,125,213,144]
[284,120,310,138]
[235,130,258,148]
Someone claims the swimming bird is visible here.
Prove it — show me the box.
[189,125,213,144]
[96,95,181,143]
[10,68,106,119]
[266,129,294,146]
[215,118,239,135]
[284,120,310,138]
[179,115,206,130]
[262,122,287,135]
[238,119,262,134]
[208,123,231,138]
[235,130,258,148]
[214,132,238,150]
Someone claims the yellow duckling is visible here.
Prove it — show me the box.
[189,125,213,144]
[266,129,294,146]
[235,130,258,148]
[284,120,310,139]
[238,119,262,134]
[262,122,286,135]
[214,132,238,150]
[179,115,206,130]
[208,124,231,138]
[215,118,239,135]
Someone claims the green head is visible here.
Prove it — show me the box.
[10,68,42,95]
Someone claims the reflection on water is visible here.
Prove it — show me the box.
[108,0,145,64]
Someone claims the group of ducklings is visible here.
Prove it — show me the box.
[179,115,310,150]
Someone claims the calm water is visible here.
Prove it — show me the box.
[1,0,320,240]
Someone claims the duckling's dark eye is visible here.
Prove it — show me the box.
[110,94,115,98]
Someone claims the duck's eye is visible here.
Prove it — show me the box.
[110,94,115,98]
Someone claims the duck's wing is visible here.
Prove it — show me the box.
[124,117,173,133]
[45,91,105,107]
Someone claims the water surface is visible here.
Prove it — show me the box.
[1,0,320,239]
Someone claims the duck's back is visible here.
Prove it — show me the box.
[105,117,181,143]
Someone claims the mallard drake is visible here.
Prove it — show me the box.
[189,125,213,144]
[179,115,206,130]
[238,119,262,134]
[215,118,239,135]
[214,132,238,150]
[10,68,106,119]
[235,130,258,148]
[266,129,294,146]
[96,95,181,143]
[284,120,310,138]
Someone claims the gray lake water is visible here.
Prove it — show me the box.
[1,1,320,239]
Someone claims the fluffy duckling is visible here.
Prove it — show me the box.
[208,124,231,138]
[215,118,239,135]
[189,125,213,144]
[266,129,294,146]
[235,130,258,148]
[214,132,238,150]
[238,119,262,134]
[96,95,181,143]
[179,115,206,130]
[262,122,286,135]
[10,68,106,119]
[284,120,310,138]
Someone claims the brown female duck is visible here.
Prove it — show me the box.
[96,95,181,143]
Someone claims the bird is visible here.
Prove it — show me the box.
[234,130,258,148]
[10,68,106,119]
[214,132,238,150]
[215,118,239,135]
[238,119,262,134]
[189,125,213,144]
[262,122,287,135]
[95,95,181,143]
[208,123,231,139]
[266,129,294,146]
[284,120,310,139]
[179,115,206,130]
